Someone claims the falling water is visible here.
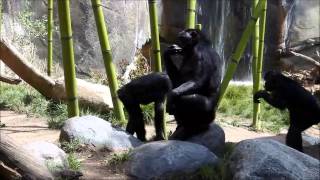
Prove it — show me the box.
[197,0,253,82]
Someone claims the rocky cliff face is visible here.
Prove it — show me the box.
[1,0,150,76]
[1,0,319,80]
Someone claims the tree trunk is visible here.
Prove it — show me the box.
[0,38,113,112]
[0,133,53,179]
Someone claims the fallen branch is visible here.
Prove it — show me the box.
[0,38,113,111]
[0,75,22,85]
[0,161,22,179]
[0,133,53,179]
[287,51,320,68]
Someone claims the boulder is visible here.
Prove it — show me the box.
[228,139,320,180]
[125,141,218,179]
[60,115,142,151]
[187,123,225,156]
[23,141,68,175]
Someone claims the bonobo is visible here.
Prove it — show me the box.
[164,29,222,140]
[117,72,172,141]
[254,71,320,152]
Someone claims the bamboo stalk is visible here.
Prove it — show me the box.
[148,0,162,72]
[218,0,265,105]
[254,0,268,129]
[91,0,125,124]
[195,23,202,30]
[148,0,166,139]
[57,0,79,117]
[252,0,260,129]
[186,0,197,29]
[47,0,53,76]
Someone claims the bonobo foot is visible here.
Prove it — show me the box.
[169,125,210,140]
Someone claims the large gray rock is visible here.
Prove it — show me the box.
[187,123,225,156]
[228,139,320,180]
[125,141,219,180]
[23,141,68,175]
[60,115,142,151]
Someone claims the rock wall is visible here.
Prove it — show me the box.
[0,0,150,76]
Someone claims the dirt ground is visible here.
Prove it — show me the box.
[0,110,319,179]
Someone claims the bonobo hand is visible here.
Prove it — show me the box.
[167,44,183,54]
[166,91,179,114]
[253,90,268,103]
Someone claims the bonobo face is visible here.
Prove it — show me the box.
[177,29,200,48]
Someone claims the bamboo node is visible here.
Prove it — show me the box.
[187,8,197,13]
[61,35,73,40]
[250,16,259,21]
[92,4,102,8]
[152,49,161,53]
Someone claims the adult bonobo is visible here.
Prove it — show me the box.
[117,72,172,141]
[254,71,320,152]
[164,29,222,140]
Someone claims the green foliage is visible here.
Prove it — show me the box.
[0,83,124,129]
[67,153,81,171]
[218,85,289,133]
[61,139,81,153]
[107,151,130,166]
[128,52,152,80]
[17,1,47,39]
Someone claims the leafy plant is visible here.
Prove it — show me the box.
[107,151,131,166]
[67,153,81,171]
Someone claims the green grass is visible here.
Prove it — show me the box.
[61,139,81,153]
[107,151,131,166]
[67,153,81,171]
[0,83,121,129]
[218,85,289,133]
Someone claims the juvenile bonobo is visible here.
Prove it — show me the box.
[164,29,222,140]
[254,71,320,152]
[117,72,172,141]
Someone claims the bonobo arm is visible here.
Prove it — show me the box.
[163,45,182,79]
[254,90,287,110]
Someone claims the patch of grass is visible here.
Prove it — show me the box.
[218,85,289,133]
[61,139,81,153]
[67,153,81,171]
[107,151,131,166]
[179,142,235,180]
[0,83,124,129]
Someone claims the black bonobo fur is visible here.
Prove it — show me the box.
[117,72,172,141]
[164,29,222,140]
[254,71,320,152]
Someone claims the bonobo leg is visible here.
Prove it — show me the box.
[286,125,303,152]
[169,94,215,140]
[153,100,165,140]
[125,103,146,141]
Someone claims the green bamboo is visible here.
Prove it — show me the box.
[186,0,197,29]
[195,23,202,30]
[47,0,53,76]
[148,0,162,72]
[254,0,268,129]
[148,0,166,139]
[57,0,79,117]
[91,0,125,124]
[252,0,260,129]
[218,0,265,105]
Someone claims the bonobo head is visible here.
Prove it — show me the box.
[264,70,282,91]
[177,29,208,48]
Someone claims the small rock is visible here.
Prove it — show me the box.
[60,115,142,151]
[187,123,225,156]
[125,141,218,179]
[228,139,320,180]
[23,141,68,175]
